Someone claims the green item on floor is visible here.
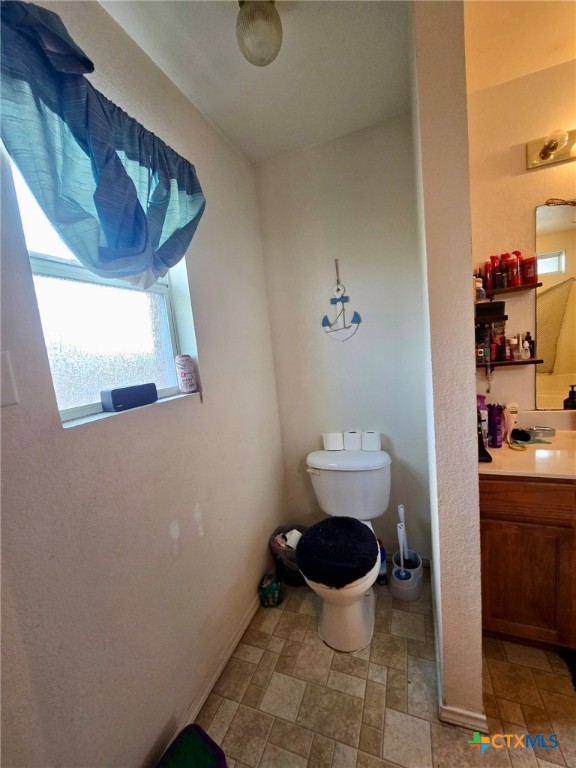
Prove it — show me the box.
[155,724,227,768]
[258,572,283,606]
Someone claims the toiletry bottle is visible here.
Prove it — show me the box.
[564,385,576,410]
[522,340,530,359]
[524,331,534,358]
[483,260,493,291]
[508,253,519,287]
[478,410,492,463]
[497,337,506,361]
[477,394,488,447]
[512,251,523,285]
[507,337,518,360]
[514,334,523,360]
[505,402,519,430]
[522,255,538,284]
[500,254,510,289]
[488,404,502,448]
[475,278,485,302]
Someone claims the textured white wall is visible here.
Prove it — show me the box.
[412,1,484,724]
[464,1,575,94]
[255,117,431,560]
[1,3,284,766]
[467,59,576,409]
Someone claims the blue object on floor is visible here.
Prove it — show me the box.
[155,724,227,768]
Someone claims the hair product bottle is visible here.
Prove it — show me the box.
[477,394,489,447]
[488,404,503,448]
[564,385,576,410]
[522,255,538,284]
[508,253,519,287]
[512,251,523,285]
[500,254,510,289]
[478,411,492,462]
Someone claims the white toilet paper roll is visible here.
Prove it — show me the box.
[361,431,381,451]
[285,529,302,549]
[323,432,344,451]
[343,430,362,450]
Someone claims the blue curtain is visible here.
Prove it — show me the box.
[1,1,206,288]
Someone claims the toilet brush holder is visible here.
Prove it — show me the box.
[389,549,423,601]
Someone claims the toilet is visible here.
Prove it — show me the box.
[296,449,392,652]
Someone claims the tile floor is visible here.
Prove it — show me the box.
[194,574,575,768]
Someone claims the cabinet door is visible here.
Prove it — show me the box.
[481,518,574,646]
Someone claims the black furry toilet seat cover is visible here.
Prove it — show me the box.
[296,516,378,589]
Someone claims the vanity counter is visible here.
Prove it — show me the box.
[479,430,576,480]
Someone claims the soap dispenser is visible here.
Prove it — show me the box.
[564,385,576,410]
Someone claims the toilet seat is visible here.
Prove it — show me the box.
[296,516,378,589]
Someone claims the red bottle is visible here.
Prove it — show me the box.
[512,250,523,285]
[508,253,519,287]
[522,255,538,284]
[483,260,493,291]
[500,253,510,289]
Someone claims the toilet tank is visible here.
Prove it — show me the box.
[306,450,392,520]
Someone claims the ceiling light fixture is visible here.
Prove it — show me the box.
[236,1,282,67]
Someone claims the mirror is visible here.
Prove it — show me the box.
[535,203,576,409]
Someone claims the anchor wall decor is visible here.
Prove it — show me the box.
[321,259,361,341]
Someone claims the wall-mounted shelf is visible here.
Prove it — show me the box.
[475,281,541,387]
[475,315,508,324]
[485,282,542,298]
[476,358,543,371]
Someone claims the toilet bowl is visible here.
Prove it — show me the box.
[304,560,381,652]
[298,448,392,652]
[297,516,381,651]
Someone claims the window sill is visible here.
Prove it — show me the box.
[62,391,201,429]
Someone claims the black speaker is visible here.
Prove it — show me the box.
[100,383,158,412]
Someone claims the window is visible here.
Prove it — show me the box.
[537,250,566,275]
[11,158,192,422]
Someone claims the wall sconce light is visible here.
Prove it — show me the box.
[526,128,576,170]
[236,1,282,67]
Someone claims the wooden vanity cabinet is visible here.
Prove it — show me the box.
[480,475,576,648]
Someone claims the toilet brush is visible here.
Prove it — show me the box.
[397,504,418,569]
[397,505,409,560]
[393,524,412,581]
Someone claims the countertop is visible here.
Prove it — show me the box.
[479,430,576,480]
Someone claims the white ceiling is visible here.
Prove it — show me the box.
[100,1,411,165]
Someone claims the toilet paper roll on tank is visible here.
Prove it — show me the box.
[361,431,381,451]
[344,430,362,450]
[322,431,381,451]
[323,432,345,451]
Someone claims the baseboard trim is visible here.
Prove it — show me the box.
[439,704,488,733]
[179,594,260,728]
